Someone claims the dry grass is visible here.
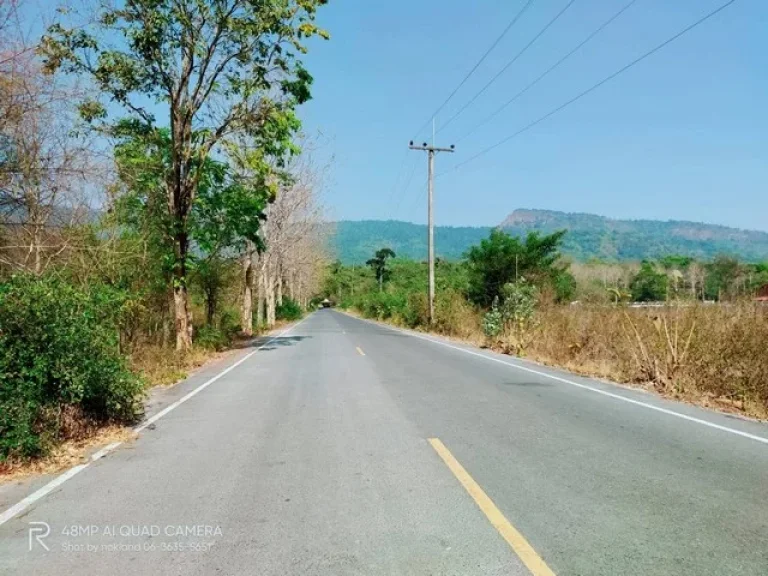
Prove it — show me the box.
[0,426,136,483]
[517,302,768,419]
[374,300,768,419]
[129,343,225,387]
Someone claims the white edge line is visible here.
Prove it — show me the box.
[343,311,768,446]
[0,314,313,527]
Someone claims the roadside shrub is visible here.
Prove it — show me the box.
[276,297,303,321]
[434,289,479,338]
[0,276,145,460]
[482,297,503,339]
[357,291,408,320]
[194,324,232,351]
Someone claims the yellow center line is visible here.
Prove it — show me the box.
[428,438,556,576]
[356,346,365,356]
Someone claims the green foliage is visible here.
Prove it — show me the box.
[331,213,768,264]
[659,255,693,270]
[0,276,144,460]
[630,261,669,302]
[331,220,491,264]
[114,129,272,257]
[276,298,303,321]
[704,255,742,301]
[366,247,396,291]
[40,0,327,140]
[482,298,503,339]
[552,270,577,303]
[40,0,328,350]
[499,280,539,355]
[465,229,568,306]
[192,255,238,326]
[194,325,232,351]
[356,291,408,321]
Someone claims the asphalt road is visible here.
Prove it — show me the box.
[1,309,767,575]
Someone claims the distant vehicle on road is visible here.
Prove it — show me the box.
[320,298,332,308]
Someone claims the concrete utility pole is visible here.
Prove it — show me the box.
[409,138,455,324]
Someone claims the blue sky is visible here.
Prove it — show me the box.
[300,0,767,231]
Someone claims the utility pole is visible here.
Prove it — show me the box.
[409,138,455,324]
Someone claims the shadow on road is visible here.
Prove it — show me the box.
[502,380,553,388]
[253,335,310,351]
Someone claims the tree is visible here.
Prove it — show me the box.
[249,140,328,329]
[366,247,395,292]
[0,56,97,275]
[629,261,668,302]
[704,255,742,301]
[193,254,236,327]
[40,0,328,350]
[113,128,274,341]
[465,229,568,306]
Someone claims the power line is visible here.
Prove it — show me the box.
[456,0,640,144]
[449,0,739,174]
[437,0,578,134]
[410,0,536,140]
[383,147,411,218]
[392,155,421,218]
[393,2,534,220]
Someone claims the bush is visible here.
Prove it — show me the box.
[630,261,668,302]
[356,291,407,321]
[194,324,233,351]
[0,276,145,460]
[483,298,503,339]
[276,297,303,321]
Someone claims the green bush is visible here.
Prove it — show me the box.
[0,276,145,460]
[357,291,408,321]
[194,324,232,351]
[276,297,303,321]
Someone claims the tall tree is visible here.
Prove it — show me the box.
[465,229,568,306]
[40,0,328,350]
[113,128,273,338]
[0,56,96,275]
[704,255,742,301]
[366,247,395,292]
[629,260,668,302]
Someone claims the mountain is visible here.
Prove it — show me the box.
[329,220,491,264]
[330,210,768,264]
[499,209,768,262]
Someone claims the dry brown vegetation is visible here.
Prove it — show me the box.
[380,300,768,419]
[0,426,136,482]
[524,302,768,417]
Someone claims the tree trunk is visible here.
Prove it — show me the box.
[205,287,216,326]
[266,280,276,327]
[288,270,295,300]
[33,224,42,275]
[257,260,266,328]
[174,284,192,351]
[173,231,193,352]
[240,244,254,336]
[277,270,283,306]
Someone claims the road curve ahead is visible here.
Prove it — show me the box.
[1,309,767,575]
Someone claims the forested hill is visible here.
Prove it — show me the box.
[331,210,768,264]
[330,220,491,264]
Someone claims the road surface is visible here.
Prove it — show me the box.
[1,310,767,575]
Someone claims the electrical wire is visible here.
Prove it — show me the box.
[410,0,536,141]
[436,0,579,134]
[456,0,640,144]
[449,0,739,174]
